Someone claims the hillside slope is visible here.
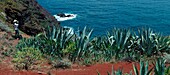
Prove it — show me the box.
[0,0,59,35]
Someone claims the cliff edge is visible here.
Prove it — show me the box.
[0,0,59,35]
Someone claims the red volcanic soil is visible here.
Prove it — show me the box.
[1,61,169,75]
[0,61,139,75]
[52,62,139,75]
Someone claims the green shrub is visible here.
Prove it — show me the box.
[13,47,43,70]
[165,66,170,75]
[62,41,76,56]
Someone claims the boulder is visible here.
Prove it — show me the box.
[57,13,66,17]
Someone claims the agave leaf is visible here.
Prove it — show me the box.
[154,58,165,75]
[147,67,153,75]
[97,70,101,75]
[117,31,122,49]
[115,69,123,75]
[140,61,144,75]
[111,66,114,75]
[133,64,139,75]
[123,29,131,48]
[145,61,149,74]
[52,25,56,39]
[87,29,93,39]
[72,27,93,62]
[107,71,111,75]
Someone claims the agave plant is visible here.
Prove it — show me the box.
[43,25,74,57]
[71,27,93,62]
[105,28,132,59]
[108,68,123,75]
[156,36,170,54]
[90,37,108,62]
[91,37,107,51]
[153,58,166,75]
[97,66,132,75]
[133,61,153,75]
[137,28,170,56]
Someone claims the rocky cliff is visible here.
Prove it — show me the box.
[0,0,59,35]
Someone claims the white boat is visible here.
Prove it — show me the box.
[54,13,77,21]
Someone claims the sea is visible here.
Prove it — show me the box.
[36,0,170,36]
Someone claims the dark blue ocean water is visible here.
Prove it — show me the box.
[37,0,170,36]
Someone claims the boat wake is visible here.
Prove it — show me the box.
[53,13,77,21]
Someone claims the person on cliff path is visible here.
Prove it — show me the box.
[13,19,20,39]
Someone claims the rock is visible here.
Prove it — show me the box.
[3,0,60,35]
[121,57,135,62]
[57,13,73,17]
[57,13,66,17]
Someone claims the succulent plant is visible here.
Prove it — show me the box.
[133,61,153,75]
[137,28,170,56]
[105,28,132,59]
[97,66,132,75]
[71,27,93,62]
[42,25,74,58]
[153,58,166,75]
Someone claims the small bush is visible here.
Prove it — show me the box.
[13,47,43,70]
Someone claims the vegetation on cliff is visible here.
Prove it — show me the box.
[15,25,170,70]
